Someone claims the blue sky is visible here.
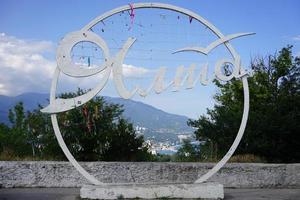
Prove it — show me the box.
[0,0,299,118]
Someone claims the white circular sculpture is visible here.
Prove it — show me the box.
[41,3,253,186]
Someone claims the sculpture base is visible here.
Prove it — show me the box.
[80,182,224,199]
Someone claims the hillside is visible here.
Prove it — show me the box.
[0,93,193,142]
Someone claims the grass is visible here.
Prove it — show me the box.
[229,154,266,163]
[0,150,63,161]
[0,150,266,163]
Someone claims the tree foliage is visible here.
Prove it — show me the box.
[0,89,152,161]
[55,89,152,161]
[175,139,200,162]
[188,46,300,163]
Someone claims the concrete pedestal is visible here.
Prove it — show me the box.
[80,182,224,199]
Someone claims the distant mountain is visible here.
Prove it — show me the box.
[0,93,193,141]
[104,96,192,133]
[0,93,49,124]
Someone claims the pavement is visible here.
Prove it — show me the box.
[0,188,299,200]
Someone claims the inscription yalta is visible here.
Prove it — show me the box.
[41,31,251,114]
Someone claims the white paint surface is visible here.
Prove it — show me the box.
[80,183,224,199]
[41,2,252,186]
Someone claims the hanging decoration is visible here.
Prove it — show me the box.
[128,3,135,30]
[189,16,193,23]
[94,105,99,119]
[82,106,92,133]
[88,57,91,67]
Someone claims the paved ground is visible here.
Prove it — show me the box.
[0,188,299,200]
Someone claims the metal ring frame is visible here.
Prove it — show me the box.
[45,3,250,185]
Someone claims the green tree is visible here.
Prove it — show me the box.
[0,123,10,153]
[188,46,300,162]
[5,102,32,157]
[26,105,57,159]
[0,102,43,159]
[175,139,200,162]
[46,89,152,161]
[1,90,153,161]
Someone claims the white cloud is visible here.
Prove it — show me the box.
[292,35,300,41]
[74,63,151,78]
[0,83,7,94]
[0,33,56,95]
[0,33,153,96]
[122,64,151,78]
[64,63,153,93]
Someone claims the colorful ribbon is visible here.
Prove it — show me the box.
[128,3,135,30]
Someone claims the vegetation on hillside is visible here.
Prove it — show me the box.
[188,46,300,163]
[0,89,153,161]
[0,46,299,163]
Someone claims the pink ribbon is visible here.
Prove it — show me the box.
[128,3,135,30]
